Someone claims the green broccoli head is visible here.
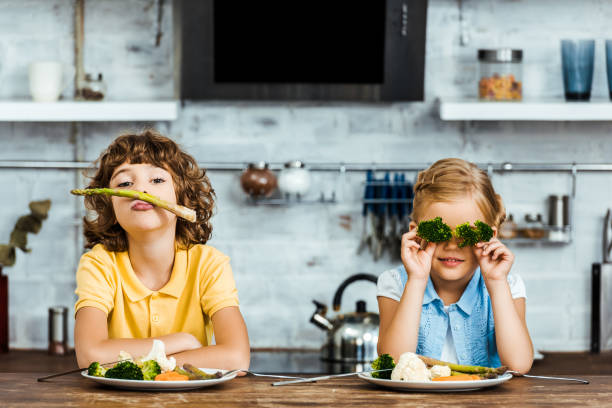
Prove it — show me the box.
[371,353,395,379]
[475,220,494,242]
[417,217,453,243]
[455,220,494,248]
[140,360,162,381]
[104,361,144,380]
[87,362,107,377]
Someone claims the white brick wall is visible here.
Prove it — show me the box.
[0,0,611,352]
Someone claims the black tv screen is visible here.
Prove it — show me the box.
[178,0,428,101]
[213,1,386,84]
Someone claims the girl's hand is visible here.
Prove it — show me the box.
[474,238,514,282]
[400,230,435,282]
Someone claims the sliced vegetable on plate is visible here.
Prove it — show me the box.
[81,339,236,391]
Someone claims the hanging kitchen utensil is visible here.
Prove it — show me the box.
[374,173,390,261]
[368,175,381,258]
[387,174,400,260]
[310,274,379,363]
[604,209,612,263]
[357,171,374,255]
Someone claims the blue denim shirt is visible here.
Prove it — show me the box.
[398,266,501,367]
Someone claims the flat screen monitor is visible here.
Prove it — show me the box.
[178,0,428,101]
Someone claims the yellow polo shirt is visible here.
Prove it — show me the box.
[74,243,239,346]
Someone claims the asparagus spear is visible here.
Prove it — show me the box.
[182,363,221,380]
[418,355,507,375]
[71,188,197,223]
[174,366,199,380]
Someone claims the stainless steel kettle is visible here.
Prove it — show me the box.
[310,273,379,363]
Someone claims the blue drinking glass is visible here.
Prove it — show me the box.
[606,40,612,100]
[561,39,595,101]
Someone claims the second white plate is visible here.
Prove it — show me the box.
[357,372,513,392]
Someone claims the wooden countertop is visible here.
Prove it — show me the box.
[2,349,611,375]
[1,372,608,407]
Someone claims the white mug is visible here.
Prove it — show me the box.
[29,61,69,102]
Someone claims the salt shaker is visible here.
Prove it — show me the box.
[48,306,68,356]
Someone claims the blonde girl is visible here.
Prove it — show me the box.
[376,158,533,373]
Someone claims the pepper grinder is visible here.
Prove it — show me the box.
[48,306,68,356]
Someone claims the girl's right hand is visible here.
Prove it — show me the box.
[400,230,435,282]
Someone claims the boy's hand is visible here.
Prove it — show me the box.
[177,332,203,351]
[400,230,435,282]
[474,238,514,282]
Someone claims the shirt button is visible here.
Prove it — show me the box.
[152,314,160,323]
[454,325,460,330]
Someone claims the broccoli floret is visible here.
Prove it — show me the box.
[140,360,162,381]
[455,220,493,248]
[104,361,144,380]
[87,362,107,377]
[475,220,494,243]
[455,222,479,247]
[417,217,453,243]
[371,353,396,379]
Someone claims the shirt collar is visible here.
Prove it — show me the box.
[455,268,482,315]
[422,277,442,306]
[422,267,482,316]
[118,247,187,302]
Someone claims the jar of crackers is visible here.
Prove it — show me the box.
[478,49,523,101]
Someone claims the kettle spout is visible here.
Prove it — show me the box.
[310,300,334,331]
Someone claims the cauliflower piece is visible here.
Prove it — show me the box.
[139,339,176,372]
[118,350,133,362]
[429,364,451,379]
[391,352,431,382]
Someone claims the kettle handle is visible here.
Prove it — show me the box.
[332,273,378,312]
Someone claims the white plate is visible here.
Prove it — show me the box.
[81,367,237,391]
[357,372,513,392]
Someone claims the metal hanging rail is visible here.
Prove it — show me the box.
[2,160,612,172]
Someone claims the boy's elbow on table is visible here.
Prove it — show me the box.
[233,347,251,370]
[76,347,105,369]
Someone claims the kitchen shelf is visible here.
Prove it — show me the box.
[501,225,572,246]
[502,236,572,246]
[0,100,179,121]
[439,98,612,121]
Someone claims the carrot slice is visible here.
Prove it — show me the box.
[155,371,189,381]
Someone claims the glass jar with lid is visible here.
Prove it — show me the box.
[77,73,106,101]
[478,49,523,101]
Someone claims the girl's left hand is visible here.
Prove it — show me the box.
[474,238,514,282]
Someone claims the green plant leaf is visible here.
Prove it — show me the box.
[29,199,51,221]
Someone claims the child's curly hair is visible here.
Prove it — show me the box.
[412,158,506,228]
[82,129,215,251]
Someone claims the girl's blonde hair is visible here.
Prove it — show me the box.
[411,158,506,228]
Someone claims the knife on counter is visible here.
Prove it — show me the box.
[271,369,393,386]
